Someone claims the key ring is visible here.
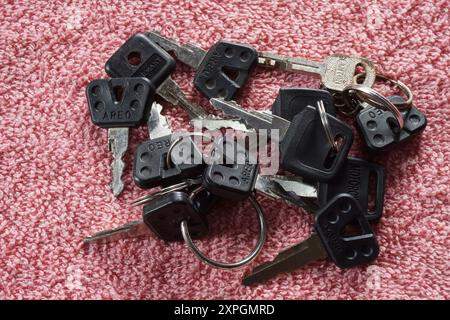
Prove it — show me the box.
[130,177,203,207]
[181,189,267,269]
[342,84,405,129]
[353,73,413,111]
[316,100,338,152]
[166,132,211,169]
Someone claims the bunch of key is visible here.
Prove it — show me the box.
[84,32,427,286]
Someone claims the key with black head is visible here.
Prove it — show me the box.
[132,135,326,213]
[142,191,209,242]
[203,136,259,201]
[272,88,336,121]
[318,157,385,222]
[105,32,176,88]
[132,142,319,210]
[133,102,204,189]
[202,136,321,211]
[105,32,208,120]
[146,31,258,101]
[209,98,353,181]
[86,77,155,196]
[357,96,427,152]
[242,193,380,286]
[83,190,218,244]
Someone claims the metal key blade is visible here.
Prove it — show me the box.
[130,177,203,207]
[242,233,327,286]
[146,31,206,69]
[148,101,172,139]
[83,220,151,244]
[157,77,209,120]
[108,127,129,196]
[255,175,319,211]
[209,98,291,139]
[258,51,323,74]
[258,52,376,92]
[191,115,255,132]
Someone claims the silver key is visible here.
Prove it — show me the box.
[108,128,129,196]
[209,98,292,140]
[210,98,345,144]
[147,32,208,119]
[255,175,318,211]
[190,115,255,132]
[157,77,209,120]
[146,31,206,70]
[130,177,202,207]
[147,101,172,139]
[258,52,376,92]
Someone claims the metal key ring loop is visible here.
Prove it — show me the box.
[322,88,360,116]
[342,84,405,129]
[166,132,211,169]
[353,73,413,111]
[181,194,267,269]
[316,100,337,152]
[188,185,206,200]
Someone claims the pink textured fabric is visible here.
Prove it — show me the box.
[0,0,449,300]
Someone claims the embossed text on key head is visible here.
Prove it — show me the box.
[322,54,376,92]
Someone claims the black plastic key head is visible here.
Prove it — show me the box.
[393,96,427,135]
[356,96,427,152]
[86,77,154,128]
[203,163,258,200]
[318,157,385,222]
[315,193,379,268]
[194,41,258,100]
[203,138,259,200]
[272,88,336,121]
[133,135,204,189]
[356,106,399,151]
[280,106,353,181]
[143,191,208,242]
[192,189,219,216]
[105,33,176,87]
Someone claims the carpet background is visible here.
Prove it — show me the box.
[0,0,449,299]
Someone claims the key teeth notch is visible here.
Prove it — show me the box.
[314,193,380,269]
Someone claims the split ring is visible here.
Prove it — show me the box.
[353,73,413,111]
[316,100,337,152]
[181,194,267,269]
[165,132,211,169]
[342,84,405,129]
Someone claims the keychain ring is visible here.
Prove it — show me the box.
[342,84,405,129]
[166,132,211,169]
[181,194,267,269]
[353,73,413,110]
[316,100,337,152]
